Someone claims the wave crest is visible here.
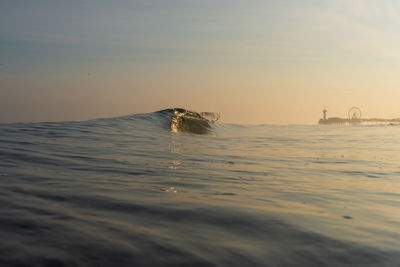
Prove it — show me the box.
[158,108,219,134]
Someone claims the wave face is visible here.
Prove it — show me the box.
[0,110,400,267]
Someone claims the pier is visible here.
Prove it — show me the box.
[318,107,400,125]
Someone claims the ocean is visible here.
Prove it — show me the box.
[0,108,399,267]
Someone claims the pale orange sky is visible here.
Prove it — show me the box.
[1,0,400,124]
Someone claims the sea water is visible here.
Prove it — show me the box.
[0,109,399,266]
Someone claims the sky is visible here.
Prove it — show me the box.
[1,0,400,124]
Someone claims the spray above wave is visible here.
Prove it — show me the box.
[157,108,220,134]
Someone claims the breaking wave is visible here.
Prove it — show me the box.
[156,108,220,134]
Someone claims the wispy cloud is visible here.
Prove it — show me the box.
[323,0,400,21]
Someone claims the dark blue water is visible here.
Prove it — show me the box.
[0,109,399,266]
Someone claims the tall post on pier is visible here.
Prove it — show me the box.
[323,108,327,120]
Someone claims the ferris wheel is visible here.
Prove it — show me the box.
[348,107,361,120]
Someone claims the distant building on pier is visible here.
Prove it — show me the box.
[318,107,362,125]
